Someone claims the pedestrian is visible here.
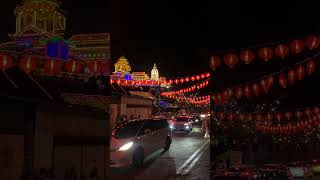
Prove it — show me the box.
[203,118,210,139]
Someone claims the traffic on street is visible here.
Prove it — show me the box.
[110,114,211,180]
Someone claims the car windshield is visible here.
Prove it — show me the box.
[175,117,190,122]
[112,120,144,139]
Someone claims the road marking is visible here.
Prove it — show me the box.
[176,140,209,174]
[182,150,205,175]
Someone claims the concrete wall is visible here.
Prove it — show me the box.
[33,104,107,178]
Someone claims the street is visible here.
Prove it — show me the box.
[110,125,210,180]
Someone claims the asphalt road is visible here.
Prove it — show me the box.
[110,125,210,180]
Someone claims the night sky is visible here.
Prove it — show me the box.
[1,0,320,106]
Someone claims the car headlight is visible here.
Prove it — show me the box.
[169,125,174,129]
[200,114,206,118]
[184,123,189,126]
[118,142,134,151]
[185,126,189,129]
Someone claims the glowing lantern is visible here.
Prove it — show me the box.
[240,49,255,64]
[65,60,82,73]
[218,112,224,120]
[180,78,184,83]
[304,109,312,117]
[169,80,173,84]
[239,114,245,121]
[295,111,302,120]
[206,73,210,77]
[110,79,114,84]
[279,73,287,88]
[244,85,251,98]
[306,60,316,75]
[290,40,304,54]
[255,114,262,121]
[191,76,195,81]
[174,79,179,84]
[284,112,292,120]
[252,83,260,96]
[236,87,243,99]
[210,56,221,70]
[267,113,273,121]
[227,88,233,99]
[196,75,201,80]
[44,59,61,75]
[223,53,239,68]
[258,47,273,62]
[88,61,102,73]
[0,54,13,70]
[305,35,319,50]
[201,74,205,79]
[185,77,189,82]
[288,69,296,85]
[275,113,282,121]
[313,107,319,115]
[274,44,289,59]
[19,56,37,73]
[296,65,305,80]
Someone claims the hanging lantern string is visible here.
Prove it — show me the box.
[213,53,319,93]
[162,78,210,95]
[211,33,314,55]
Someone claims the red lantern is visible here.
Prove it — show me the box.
[305,35,319,50]
[44,59,61,75]
[296,65,305,80]
[240,49,255,64]
[169,80,173,84]
[227,88,233,99]
[244,85,251,98]
[235,87,243,99]
[267,113,273,121]
[206,73,210,77]
[313,107,319,115]
[288,69,296,85]
[65,60,82,73]
[110,79,114,84]
[260,79,269,93]
[185,77,190,82]
[247,114,253,121]
[223,53,239,68]
[87,61,102,73]
[295,111,302,120]
[174,79,179,84]
[19,56,37,73]
[252,83,260,97]
[284,112,292,120]
[210,56,221,70]
[275,113,282,121]
[274,44,289,59]
[239,114,245,121]
[196,75,201,80]
[306,60,316,75]
[279,73,287,88]
[180,78,184,83]
[258,47,273,62]
[201,74,205,79]
[255,114,262,121]
[290,40,304,54]
[191,76,195,81]
[304,109,312,117]
[218,112,225,120]
[0,54,13,70]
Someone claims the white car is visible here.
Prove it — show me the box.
[110,119,172,168]
[287,162,313,178]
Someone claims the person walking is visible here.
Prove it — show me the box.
[203,117,210,139]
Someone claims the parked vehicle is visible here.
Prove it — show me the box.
[169,116,193,133]
[255,168,292,180]
[110,118,172,168]
[287,162,313,178]
[310,159,320,175]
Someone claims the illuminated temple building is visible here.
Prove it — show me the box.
[112,56,165,81]
[0,0,110,75]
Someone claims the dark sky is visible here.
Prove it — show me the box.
[1,0,320,81]
[111,1,320,79]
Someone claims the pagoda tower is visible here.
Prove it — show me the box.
[10,0,66,39]
[151,63,159,80]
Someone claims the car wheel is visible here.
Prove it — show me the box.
[132,148,144,168]
[164,136,171,150]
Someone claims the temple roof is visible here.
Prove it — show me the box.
[69,33,110,41]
